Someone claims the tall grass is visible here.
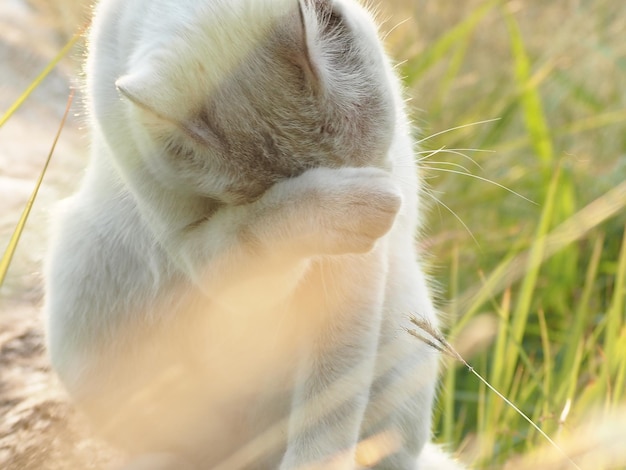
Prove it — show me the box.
[0,29,81,287]
[381,0,626,467]
[2,0,625,468]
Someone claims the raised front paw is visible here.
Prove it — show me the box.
[288,167,402,256]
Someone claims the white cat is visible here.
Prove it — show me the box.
[45,0,464,468]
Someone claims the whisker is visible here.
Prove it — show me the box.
[415,148,495,155]
[421,160,472,173]
[415,146,448,162]
[424,190,480,248]
[416,118,502,145]
[416,148,490,169]
[382,17,411,42]
[426,167,536,205]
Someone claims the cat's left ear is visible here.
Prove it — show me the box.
[115,72,171,121]
[116,72,225,149]
[116,72,188,128]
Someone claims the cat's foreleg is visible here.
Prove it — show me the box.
[358,257,440,469]
[279,252,389,470]
[360,335,439,469]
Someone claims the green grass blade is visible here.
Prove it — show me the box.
[556,233,604,405]
[504,7,554,168]
[490,288,511,391]
[606,227,626,380]
[500,166,561,391]
[480,289,511,461]
[0,91,74,288]
[537,308,552,426]
[613,328,626,403]
[442,244,460,444]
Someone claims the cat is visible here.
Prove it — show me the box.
[45,0,465,468]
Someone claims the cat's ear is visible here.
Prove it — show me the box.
[288,0,323,91]
[116,72,187,128]
[116,72,225,149]
[115,73,172,121]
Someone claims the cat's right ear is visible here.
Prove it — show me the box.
[290,0,323,92]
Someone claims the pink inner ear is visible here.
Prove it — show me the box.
[181,117,226,152]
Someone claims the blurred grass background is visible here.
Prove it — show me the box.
[2,0,625,468]
[378,0,626,468]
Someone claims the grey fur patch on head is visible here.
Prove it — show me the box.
[132,0,397,204]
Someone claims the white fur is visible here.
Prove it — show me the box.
[45,0,464,469]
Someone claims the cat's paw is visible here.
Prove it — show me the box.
[295,167,402,255]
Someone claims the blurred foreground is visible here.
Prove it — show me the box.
[1,1,626,469]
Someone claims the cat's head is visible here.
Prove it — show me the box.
[116,0,397,204]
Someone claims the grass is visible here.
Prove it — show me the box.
[380,0,626,467]
[2,0,626,468]
[0,28,80,288]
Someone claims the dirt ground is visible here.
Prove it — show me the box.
[0,1,123,468]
